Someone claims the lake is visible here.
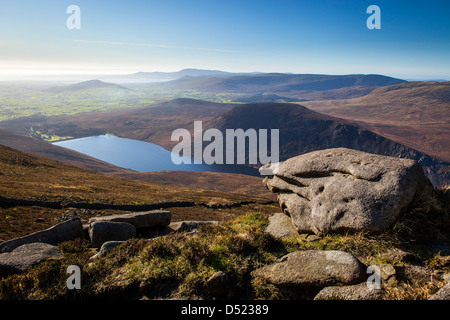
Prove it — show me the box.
[53,135,260,176]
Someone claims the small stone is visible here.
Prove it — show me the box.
[314,282,382,300]
[265,213,299,238]
[206,271,229,297]
[89,240,125,261]
[306,234,321,242]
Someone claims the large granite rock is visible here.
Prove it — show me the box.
[0,218,84,253]
[252,250,366,287]
[260,148,433,235]
[89,221,136,248]
[89,210,171,229]
[0,243,63,277]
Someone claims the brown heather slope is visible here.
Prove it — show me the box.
[302,81,450,162]
[0,127,274,202]
[0,144,277,240]
[0,128,131,174]
[111,170,276,200]
[0,144,261,205]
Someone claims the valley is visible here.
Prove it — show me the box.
[0,72,449,188]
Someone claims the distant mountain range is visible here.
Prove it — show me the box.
[99,68,235,83]
[156,73,406,95]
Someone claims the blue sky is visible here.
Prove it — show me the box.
[0,0,449,79]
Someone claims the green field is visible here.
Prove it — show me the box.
[0,82,243,121]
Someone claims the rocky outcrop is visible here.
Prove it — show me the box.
[0,218,83,253]
[0,243,63,278]
[261,148,434,235]
[251,250,366,287]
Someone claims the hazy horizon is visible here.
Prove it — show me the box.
[1,1,449,80]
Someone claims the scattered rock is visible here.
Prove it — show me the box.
[306,234,321,242]
[265,213,299,238]
[260,148,433,235]
[169,221,218,233]
[206,271,229,298]
[89,221,136,248]
[314,282,382,300]
[382,248,415,264]
[251,250,366,287]
[377,264,396,282]
[0,218,84,253]
[89,240,125,261]
[89,210,171,229]
[59,209,78,222]
[0,243,63,278]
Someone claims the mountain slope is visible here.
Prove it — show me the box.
[44,80,129,93]
[0,128,129,173]
[302,81,450,162]
[204,103,449,187]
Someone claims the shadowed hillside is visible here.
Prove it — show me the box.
[204,103,450,187]
[302,81,450,162]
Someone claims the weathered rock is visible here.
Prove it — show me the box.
[306,234,321,242]
[314,282,382,300]
[251,250,366,287]
[139,220,218,239]
[89,210,171,229]
[0,218,84,253]
[260,148,433,235]
[265,213,299,238]
[0,243,63,278]
[206,271,229,297]
[429,283,450,300]
[89,221,136,247]
[169,221,218,233]
[377,264,396,282]
[89,240,125,261]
